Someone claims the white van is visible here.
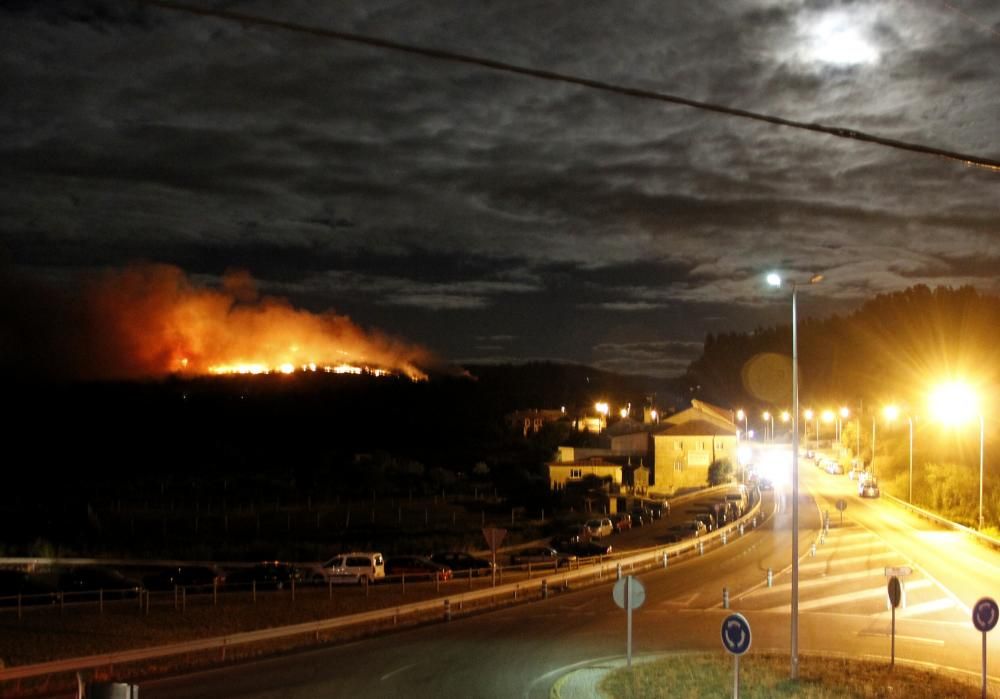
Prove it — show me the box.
[586,518,613,538]
[320,552,385,585]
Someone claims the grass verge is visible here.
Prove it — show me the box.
[598,653,985,698]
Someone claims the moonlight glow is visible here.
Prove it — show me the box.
[802,13,880,66]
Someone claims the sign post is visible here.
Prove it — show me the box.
[972,597,998,699]
[887,576,901,668]
[721,612,751,699]
[835,498,847,526]
[612,575,645,668]
[482,527,507,587]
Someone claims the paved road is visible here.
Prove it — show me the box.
[125,470,999,698]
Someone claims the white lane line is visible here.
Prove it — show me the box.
[799,551,898,572]
[747,567,888,597]
[763,579,933,612]
[380,663,416,682]
[857,630,944,646]
[872,597,957,620]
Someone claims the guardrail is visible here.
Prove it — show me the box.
[882,493,1000,551]
[0,492,765,688]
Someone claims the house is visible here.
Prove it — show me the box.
[651,400,738,494]
[547,456,623,490]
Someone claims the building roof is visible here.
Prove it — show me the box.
[656,419,737,437]
[691,399,734,425]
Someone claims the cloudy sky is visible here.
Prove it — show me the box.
[1,0,998,377]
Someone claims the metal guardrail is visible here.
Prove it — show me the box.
[0,492,764,686]
[882,493,1000,550]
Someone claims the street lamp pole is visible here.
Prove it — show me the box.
[767,271,820,681]
[979,414,984,530]
[908,416,913,504]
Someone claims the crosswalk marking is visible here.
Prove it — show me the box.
[799,551,897,572]
[762,579,933,613]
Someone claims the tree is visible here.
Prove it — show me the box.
[707,459,734,486]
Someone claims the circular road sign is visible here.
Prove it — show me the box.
[973,597,999,632]
[836,499,847,512]
[721,613,752,655]
[887,576,902,609]
[612,576,646,610]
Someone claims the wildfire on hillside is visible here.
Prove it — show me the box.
[0,264,433,381]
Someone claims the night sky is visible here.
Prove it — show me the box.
[2,1,998,378]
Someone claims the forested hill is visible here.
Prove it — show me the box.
[684,285,1000,410]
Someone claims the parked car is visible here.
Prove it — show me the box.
[725,492,747,515]
[226,561,301,590]
[631,506,653,526]
[586,518,613,538]
[665,520,706,542]
[859,479,880,498]
[823,460,844,475]
[385,555,452,581]
[57,567,140,598]
[552,538,613,557]
[611,513,632,532]
[510,546,576,567]
[318,552,386,585]
[430,552,494,576]
[142,565,225,591]
[645,501,669,519]
[688,511,716,532]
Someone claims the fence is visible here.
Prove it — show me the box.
[0,494,765,689]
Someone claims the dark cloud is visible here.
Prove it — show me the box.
[1,0,997,378]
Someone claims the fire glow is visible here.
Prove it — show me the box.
[74,265,432,381]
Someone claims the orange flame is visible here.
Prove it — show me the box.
[78,265,432,380]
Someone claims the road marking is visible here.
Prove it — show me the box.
[380,663,416,682]
[799,551,897,572]
[763,579,933,612]
[872,597,957,620]
[857,631,944,646]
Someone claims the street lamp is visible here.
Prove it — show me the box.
[883,405,914,503]
[822,410,834,447]
[767,270,822,680]
[736,408,749,438]
[762,411,774,441]
[929,381,985,529]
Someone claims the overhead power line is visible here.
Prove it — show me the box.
[143,0,999,172]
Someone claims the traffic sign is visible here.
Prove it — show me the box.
[973,597,998,633]
[887,577,901,608]
[614,576,645,669]
[613,576,645,609]
[721,613,752,655]
[973,597,998,698]
[884,566,912,578]
[835,499,847,511]
[482,527,507,553]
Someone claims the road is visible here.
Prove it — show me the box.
[126,467,999,698]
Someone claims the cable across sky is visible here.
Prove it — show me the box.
[142,0,1000,172]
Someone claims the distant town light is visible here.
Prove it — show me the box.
[883,404,900,421]
[595,401,609,416]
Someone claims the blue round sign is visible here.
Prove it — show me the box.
[721,613,752,655]
[973,597,998,632]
